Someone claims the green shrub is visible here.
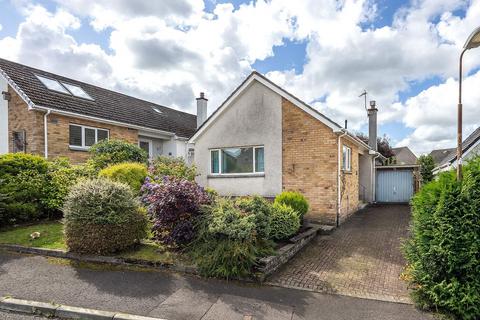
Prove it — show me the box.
[88,139,148,170]
[0,153,48,178]
[43,158,84,212]
[0,154,49,225]
[192,237,259,279]
[99,162,147,192]
[235,196,272,239]
[404,158,480,319]
[269,203,300,241]
[150,156,196,181]
[274,191,309,219]
[206,198,257,240]
[190,198,274,279]
[63,178,147,254]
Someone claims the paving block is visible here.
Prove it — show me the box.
[0,297,58,316]
[55,305,116,320]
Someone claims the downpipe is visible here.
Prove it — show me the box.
[336,130,348,227]
[43,109,51,159]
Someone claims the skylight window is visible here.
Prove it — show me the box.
[36,75,70,94]
[61,82,93,100]
[152,107,163,114]
[35,74,94,101]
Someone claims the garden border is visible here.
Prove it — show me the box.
[0,223,333,282]
[256,223,333,281]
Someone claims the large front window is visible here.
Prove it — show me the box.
[210,146,264,175]
[69,124,109,150]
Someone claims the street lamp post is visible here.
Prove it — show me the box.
[457,26,480,181]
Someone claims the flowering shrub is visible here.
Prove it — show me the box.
[142,177,212,247]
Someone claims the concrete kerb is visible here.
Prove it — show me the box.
[0,297,167,320]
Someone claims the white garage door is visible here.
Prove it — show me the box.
[376,170,414,203]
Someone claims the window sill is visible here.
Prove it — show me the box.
[207,173,265,179]
[341,170,352,174]
[69,145,90,152]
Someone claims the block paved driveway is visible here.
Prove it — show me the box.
[267,204,411,303]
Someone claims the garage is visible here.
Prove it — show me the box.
[375,166,419,203]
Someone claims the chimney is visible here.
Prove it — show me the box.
[196,92,208,128]
[367,100,378,151]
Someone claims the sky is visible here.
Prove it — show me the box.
[1,0,480,155]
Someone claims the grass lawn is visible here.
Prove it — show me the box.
[0,221,190,266]
[0,221,65,249]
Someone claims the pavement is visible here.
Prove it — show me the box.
[0,249,432,320]
[268,204,411,303]
[0,310,48,319]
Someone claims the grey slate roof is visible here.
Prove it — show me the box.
[429,148,455,165]
[431,127,480,166]
[0,58,197,138]
[391,146,417,165]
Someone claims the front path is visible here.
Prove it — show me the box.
[0,249,430,320]
[267,204,411,303]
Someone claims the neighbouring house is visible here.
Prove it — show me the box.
[432,127,480,174]
[0,58,197,163]
[391,146,417,165]
[375,146,420,203]
[189,71,383,225]
[429,147,455,166]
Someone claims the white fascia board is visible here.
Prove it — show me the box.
[189,73,342,143]
[0,67,36,110]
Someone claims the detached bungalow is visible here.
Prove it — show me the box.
[0,58,197,163]
[189,72,382,225]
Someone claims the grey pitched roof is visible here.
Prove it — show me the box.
[0,58,197,138]
[432,127,480,166]
[392,146,417,165]
[429,148,455,165]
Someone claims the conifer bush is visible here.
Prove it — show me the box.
[404,157,480,319]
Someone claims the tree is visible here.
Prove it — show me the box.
[355,133,395,159]
[418,154,435,184]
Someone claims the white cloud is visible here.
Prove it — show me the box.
[1,0,480,154]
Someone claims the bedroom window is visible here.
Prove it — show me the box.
[210,146,264,175]
[342,145,352,171]
[69,124,109,150]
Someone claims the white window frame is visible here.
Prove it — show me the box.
[210,145,264,176]
[69,124,109,150]
[342,145,352,172]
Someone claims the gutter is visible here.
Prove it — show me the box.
[43,109,51,159]
[336,129,348,227]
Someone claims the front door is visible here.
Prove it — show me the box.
[139,139,153,159]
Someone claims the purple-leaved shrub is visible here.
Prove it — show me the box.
[142,176,212,247]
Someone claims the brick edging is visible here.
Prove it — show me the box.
[0,296,166,320]
[0,244,198,275]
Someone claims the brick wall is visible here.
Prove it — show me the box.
[8,87,45,155]
[8,85,139,163]
[47,114,138,163]
[282,98,338,224]
[338,137,360,223]
[281,98,361,225]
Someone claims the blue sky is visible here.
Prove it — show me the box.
[0,0,479,154]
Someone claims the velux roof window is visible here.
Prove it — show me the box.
[35,74,94,100]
